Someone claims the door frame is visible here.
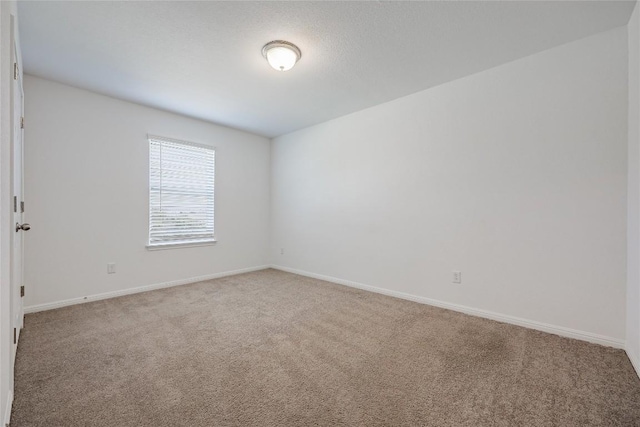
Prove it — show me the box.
[8,17,23,366]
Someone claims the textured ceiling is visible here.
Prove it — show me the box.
[18,1,636,137]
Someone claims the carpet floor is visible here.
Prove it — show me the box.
[11,269,640,426]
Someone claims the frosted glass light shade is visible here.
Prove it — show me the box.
[262,41,301,72]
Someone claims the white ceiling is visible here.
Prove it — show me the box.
[18,1,636,138]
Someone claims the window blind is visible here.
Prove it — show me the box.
[148,136,215,247]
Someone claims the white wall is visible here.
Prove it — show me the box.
[628,3,640,372]
[23,76,270,308]
[270,27,628,344]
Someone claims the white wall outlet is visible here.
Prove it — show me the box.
[452,271,462,284]
[107,263,116,274]
[280,248,284,255]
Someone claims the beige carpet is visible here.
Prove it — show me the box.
[11,269,640,426]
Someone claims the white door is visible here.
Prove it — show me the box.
[11,48,26,362]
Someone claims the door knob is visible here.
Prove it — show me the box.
[15,223,30,232]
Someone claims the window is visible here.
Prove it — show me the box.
[148,136,215,248]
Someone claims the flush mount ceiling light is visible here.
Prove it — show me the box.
[262,40,302,72]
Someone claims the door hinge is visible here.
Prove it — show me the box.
[21,201,24,213]
[21,116,24,129]
[13,196,17,213]
[13,62,17,80]
[20,285,24,298]
[13,328,16,344]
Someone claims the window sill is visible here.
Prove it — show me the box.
[146,240,217,251]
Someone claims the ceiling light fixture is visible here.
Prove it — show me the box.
[262,40,301,72]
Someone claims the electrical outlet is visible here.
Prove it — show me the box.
[280,248,284,255]
[452,271,462,284]
[107,263,116,274]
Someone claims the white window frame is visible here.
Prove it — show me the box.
[146,135,216,250]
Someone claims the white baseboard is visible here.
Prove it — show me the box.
[627,348,640,379]
[24,265,270,314]
[23,263,628,351]
[271,265,625,349]
[4,390,12,427]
